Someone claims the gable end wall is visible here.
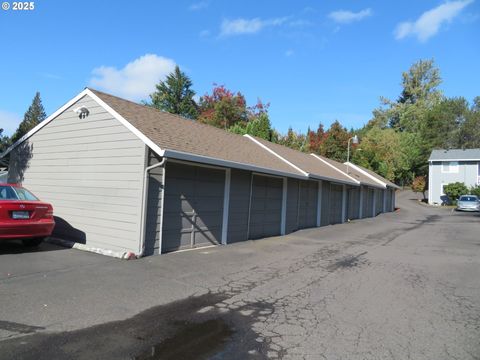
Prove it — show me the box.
[8,94,146,254]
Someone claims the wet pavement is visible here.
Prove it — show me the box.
[0,191,479,359]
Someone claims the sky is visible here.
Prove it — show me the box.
[0,0,479,136]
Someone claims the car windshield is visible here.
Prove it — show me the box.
[0,186,38,201]
[459,196,478,202]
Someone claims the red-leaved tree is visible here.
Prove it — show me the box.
[198,84,249,129]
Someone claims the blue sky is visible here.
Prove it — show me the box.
[0,0,478,135]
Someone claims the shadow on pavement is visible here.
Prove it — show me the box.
[0,240,67,255]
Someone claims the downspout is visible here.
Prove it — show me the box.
[138,157,167,258]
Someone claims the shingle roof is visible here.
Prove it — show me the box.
[89,89,306,178]
[246,136,358,185]
[429,149,480,161]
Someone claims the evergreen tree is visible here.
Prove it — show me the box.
[0,128,10,154]
[459,97,480,148]
[229,113,273,141]
[11,92,46,144]
[149,66,198,119]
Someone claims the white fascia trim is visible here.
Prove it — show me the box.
[243,134,309,176]
[85,89,165,157]
[310,154,360,185]
[163,149,308,180]
[343,162,388,188]
[429,158,480,162]
[0,89,90,158]
[308,173,358,186]
[0,88,166,159]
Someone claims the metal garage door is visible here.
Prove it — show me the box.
[364,188,374,218]
[347,187,360,220]
[248,175,283,239]
[285,179,300,234]
[329,184,343,224]
[375,189,383,215]
[162,162,225,253]
[385,189,392,212]
[320,181,331,226]
[298,180,318,229]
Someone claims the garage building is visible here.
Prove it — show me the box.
[2,88,398,257]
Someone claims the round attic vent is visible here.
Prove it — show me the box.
[73,106,90,119]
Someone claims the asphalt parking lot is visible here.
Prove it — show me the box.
[0,190,479,359]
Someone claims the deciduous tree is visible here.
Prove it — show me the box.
[412,176,427,200]
[198,85,248,129]
[318,121,351,162]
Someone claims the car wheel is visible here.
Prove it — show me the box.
[22,237,45,247]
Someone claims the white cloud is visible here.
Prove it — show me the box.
[220,17,288,37]
[89,54,176,101]
[328,8,372,24]
[39,72,62,80]
[189,1,209,11]
[199,29,210,38]
[288,19,313,27]
[0,110,21,136]
[395,0,474,42]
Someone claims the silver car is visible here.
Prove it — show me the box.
[456,195,480,212]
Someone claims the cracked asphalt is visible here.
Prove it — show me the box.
[0,190,479,359]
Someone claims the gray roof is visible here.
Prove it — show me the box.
[429,149,480,161]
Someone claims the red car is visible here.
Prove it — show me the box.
[0,184,55,246]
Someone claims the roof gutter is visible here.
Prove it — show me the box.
[137,156,167,258]
[162,149,308,180]
[308,173,359,186]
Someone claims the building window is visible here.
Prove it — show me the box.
[441,183,448,196]
[441,161,459,173]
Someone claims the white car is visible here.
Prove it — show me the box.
[456,195,480,212]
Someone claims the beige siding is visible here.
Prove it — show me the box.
[8,95,146,254]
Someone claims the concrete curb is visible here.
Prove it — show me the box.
[47,237,136,260]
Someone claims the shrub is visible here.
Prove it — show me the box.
[470,185,480,197]
[443,182,469,204]
[412,176,427,200]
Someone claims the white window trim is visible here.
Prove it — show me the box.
[477,163,480,185]
[441,161,459,174]
[440,183,449,196]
